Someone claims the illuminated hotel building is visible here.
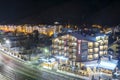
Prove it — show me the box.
[52,32,108,65]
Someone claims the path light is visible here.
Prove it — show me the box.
[44,48,48,53]
[6,39,10,44]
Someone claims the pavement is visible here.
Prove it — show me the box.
[57,69,89,80]
[38,67,82,80]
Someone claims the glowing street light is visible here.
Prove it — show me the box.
[44,48,50,57]
[6,40,10,44]
[5,39,11,52]
[44,48,49,53]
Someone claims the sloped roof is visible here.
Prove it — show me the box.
[69,32,105,42]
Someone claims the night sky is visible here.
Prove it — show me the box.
[0,0,120,26]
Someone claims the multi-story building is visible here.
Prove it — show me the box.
[52,32,108,66]
[1,32,28,54]
[0,24,61,37]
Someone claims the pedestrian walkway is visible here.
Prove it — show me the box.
[57,70,89,80]
[0,74,11,80]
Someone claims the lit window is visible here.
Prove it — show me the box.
[88,42,93,48]
[88,49,93,53]
[99,51,103,56]
[94,42,99,47]
[94,48,99,53]
[100,46,104,50]
[88,55,93,60]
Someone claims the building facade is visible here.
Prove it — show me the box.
[52,32,108,66]
[0,24,63,37]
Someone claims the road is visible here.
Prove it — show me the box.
[0,50,38,80]
[0,49,83,80]
[0,73,11,80]
[0,62,35,80]
[0,48,117,80]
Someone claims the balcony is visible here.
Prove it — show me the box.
[59,43,64,46]
[104,47,108,50]
[69,55,73,58]
[94,45,99,48]
[65,53,69,57]
[87,55,93,60]
[88,52,93,55]
[54,46,60,49]
[59,37,63,40]
[70,46,77,49]
[69,39,76,42]
[53,41,59,44]
[94,52,98,54]
[104,36,108,40]
[88,46,93,49]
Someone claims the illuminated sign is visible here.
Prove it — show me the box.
[78,40,81,54]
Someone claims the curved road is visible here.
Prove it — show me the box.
[0,50,83,80]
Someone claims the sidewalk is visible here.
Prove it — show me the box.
[57,70,89,80]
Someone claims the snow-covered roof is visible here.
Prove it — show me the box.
[69,32,106,42]
[99,60,118,70]
[84,58,118,70]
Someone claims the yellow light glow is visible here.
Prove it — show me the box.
[0,25,55,37]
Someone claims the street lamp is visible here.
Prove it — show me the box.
[44,48,49,57]
[6,40,10,44]
[44,48,48,53]
[5,39,11,52]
